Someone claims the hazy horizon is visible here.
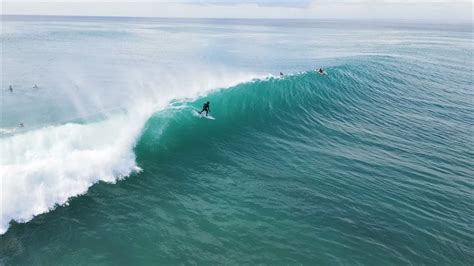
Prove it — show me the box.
[1,14,472,25]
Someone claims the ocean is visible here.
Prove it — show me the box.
[0,16,473,265]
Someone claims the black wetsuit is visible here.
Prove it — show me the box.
[199,103,210,116]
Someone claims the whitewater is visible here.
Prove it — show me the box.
[1,16,473,264]
[1,68,265,234]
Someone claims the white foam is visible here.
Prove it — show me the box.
[0,127,19,136]
[0,70,265,234]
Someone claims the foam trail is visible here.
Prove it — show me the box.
[0,71,265,235]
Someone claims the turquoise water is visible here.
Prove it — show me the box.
[1,16,473,264]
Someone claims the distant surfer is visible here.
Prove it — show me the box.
[9,85,13,92]
[317,68,325,75]
[198,101,211,116]
[33,84,38,89]
[19,123,24,128]
[280,72,284,76]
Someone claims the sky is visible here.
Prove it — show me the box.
[1,0,473,22]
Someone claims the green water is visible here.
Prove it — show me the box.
[1,16,473,265]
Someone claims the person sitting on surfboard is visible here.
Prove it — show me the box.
[318,68,324,74]
[199,101,211,116]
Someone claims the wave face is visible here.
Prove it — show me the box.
[1,17,473,265]
[2,58,473,264]
[141,59,469,264]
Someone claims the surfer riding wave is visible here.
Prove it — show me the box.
[198,101,210,116]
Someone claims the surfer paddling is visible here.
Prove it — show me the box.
[199,101,211,116]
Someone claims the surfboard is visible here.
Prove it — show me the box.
[194,110,215,120]
[201,115,215,120]
[316,70,327,75]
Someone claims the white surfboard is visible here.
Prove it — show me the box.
[201,114,215,120]
[194,110,215,120]
[316,70,327,75]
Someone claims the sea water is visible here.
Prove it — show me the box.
[0,16,473,264]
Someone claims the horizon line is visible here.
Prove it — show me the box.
[2,14,472,24]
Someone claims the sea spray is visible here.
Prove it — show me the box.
[1,16,472,265]
[0,71,265,234]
